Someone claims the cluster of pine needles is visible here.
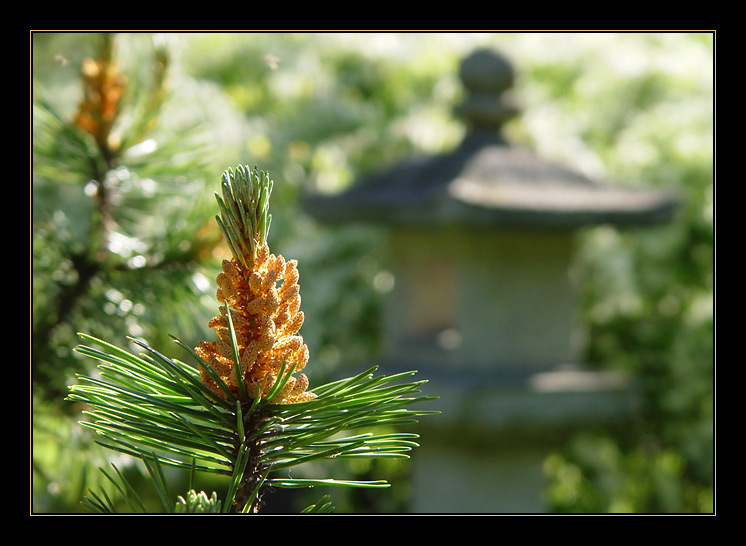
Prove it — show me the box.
[67,166,435,514]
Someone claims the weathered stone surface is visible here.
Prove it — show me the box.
[304,48,678,229]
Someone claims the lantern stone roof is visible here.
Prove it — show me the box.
[303,48,679,228]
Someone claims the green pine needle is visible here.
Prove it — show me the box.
[215,165,273,270]
[68,332,435,513]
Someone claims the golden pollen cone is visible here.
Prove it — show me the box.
[196,166,314,404]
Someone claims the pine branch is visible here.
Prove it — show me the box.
[68,332,434,512]
[67,164,436,513]
[33,34,216,401]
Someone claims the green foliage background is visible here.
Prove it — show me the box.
[32,32,713,513]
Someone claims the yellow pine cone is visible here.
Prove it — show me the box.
[196,244,315,404]
[73,56,127,151]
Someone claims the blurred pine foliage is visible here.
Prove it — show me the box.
[33,34,226,402]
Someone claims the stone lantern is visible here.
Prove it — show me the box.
[303,48,678,513]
